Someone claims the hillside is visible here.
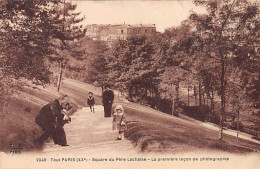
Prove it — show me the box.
[1,78,259,155]
[121,103,260,153]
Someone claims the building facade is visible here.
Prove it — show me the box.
[86,24,156,42]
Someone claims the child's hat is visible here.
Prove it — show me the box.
[115,105,124,111]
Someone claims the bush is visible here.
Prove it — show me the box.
[182,105,211,122]
[209,113,221,125]
[155,98,172,115]
[227,121,244,131]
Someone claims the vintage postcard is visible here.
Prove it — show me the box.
[0,0,259,169]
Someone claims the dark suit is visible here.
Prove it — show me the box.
[35,99,63,144]
[102,90,114,117]
[87,96,95,112]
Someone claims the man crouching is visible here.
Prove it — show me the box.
[34,95,71,147]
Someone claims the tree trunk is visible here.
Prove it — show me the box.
[172,97,175,116]
[57,60,63,92]
[171,83,175,116]
[199,82,202,106]
[57,0,66,92]
[194,85,197,106]
[219,54,226,140]
[206,94,209,106]
[176,82,180,104]
[188,86,190,106]
[128,86,133,101]
[101,83,104,96]
[211,89,215,113]
[237,109,240,138]
[202,91,205,106]
[175,82,180,116]
[145,84,148,102]
[154,88,159,110]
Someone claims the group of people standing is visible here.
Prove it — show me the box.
[34,85,127,147]
[87,84,127,140]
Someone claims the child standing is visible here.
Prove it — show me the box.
[112,105,127,140]
[87,92,95,113]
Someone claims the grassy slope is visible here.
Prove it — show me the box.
[0,85,61,151]
[120,102,260,153]
[1,78,259,154]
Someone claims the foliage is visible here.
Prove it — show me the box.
[107,36,160,102]
[86,40,111,89]
[0,0,56,84]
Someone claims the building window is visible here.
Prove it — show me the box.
[145,29,148,34]
[121,30,124,34]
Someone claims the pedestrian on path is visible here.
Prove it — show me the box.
[112,105,127,140]
[102,85,114,117]
[87,92,95,113]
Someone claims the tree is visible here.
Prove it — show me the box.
[49,0,86,91]
[160,66,188,116]
[158,20,195,115]
[87,41,111,93]
[0,0,65,113]
[0,0,56,111]
[191,0,260,139]
[107,36,159,104]
[227,68,250,137]
[0,0,55,84]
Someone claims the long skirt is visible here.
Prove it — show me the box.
[104,103,112,117]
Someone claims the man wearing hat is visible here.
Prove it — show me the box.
[35,95,69,146]
[102,85,114,117]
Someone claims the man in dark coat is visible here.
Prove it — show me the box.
[35,96,68,146]
[102,85,114,117]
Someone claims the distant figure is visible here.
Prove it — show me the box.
[102,85,114,117]
[35,95,69,146]
[112,105,127,140]
[87,92,95,113]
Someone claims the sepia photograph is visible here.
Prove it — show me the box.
[0,0,259,169]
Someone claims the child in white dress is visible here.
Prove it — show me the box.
[112,105,127,140]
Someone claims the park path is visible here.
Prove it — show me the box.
[42,105,139,157]
[42,102,260,155]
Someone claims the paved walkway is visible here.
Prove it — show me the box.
[42,105,139,157]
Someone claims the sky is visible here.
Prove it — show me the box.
[73,0,207,32]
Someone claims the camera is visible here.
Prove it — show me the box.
[64,116,71,124]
